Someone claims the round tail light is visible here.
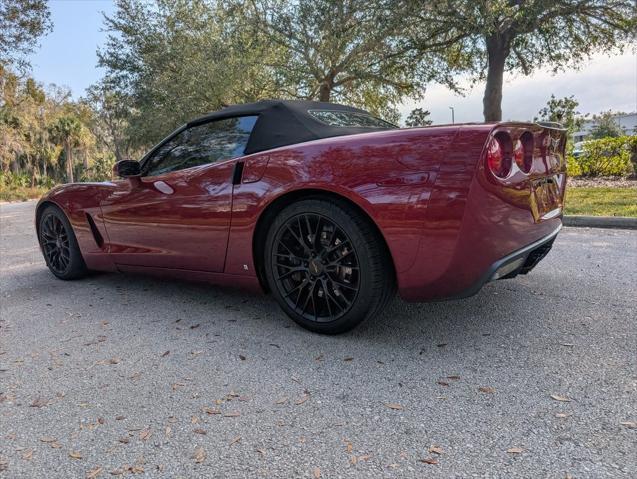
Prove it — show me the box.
[486,136,511,178]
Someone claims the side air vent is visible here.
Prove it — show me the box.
[85,213,104,248]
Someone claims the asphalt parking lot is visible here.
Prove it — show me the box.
[1,200,635,478]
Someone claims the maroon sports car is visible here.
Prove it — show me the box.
[36,100,566,333]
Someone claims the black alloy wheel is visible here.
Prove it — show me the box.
[38,205,87,280]
[265,198,394,334]
[272,212,360,322]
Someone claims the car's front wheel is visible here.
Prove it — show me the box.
[264,198,394,334]
[38,205,88,280]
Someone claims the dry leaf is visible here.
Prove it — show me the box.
[0,458,7,472]
[447,375,461,380]
[109,467,126,475]
[50,442,62,449]
[40,436,57,443]
[161,351,170,357]
[313,467,321,478]
[550,394,571,402]
[315,354,324,361]
[239,354,246,361]
[343,357,354,362]
[69,451,83,459]
[86,466,102,479]
[478,387,495,394]
[193,428,206,435]
[358,455,370,461]
[230,436,241,445]
[139,428,152,441]
[295,394,309,405]
[223,411,240,417]
[620,421,636,429]
[118,437,130,444]
[437,381,449,387]
[192,447,206,464]
[429,446,444,455]
[506,447,524,454]
[555,413,571,418]
[115,415,125,421]
[30,397,48,408]
[256,448,266,456]
[420,457,438,465]
[384,403,403,410]
[21,449,33,460]
[275,397,288,405]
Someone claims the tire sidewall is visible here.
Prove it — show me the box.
[264,199,378,334]
[39,205,86,280]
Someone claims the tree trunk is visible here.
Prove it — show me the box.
[65,141,74,183]
[482,33,510,122]
[318,82,331,102]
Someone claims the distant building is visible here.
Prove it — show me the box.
[573,112,637,142]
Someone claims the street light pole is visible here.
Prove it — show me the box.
[449,106,455,124]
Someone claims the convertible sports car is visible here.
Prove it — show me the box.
[36,100,566,333]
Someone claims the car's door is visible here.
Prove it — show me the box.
[99,116,257,272]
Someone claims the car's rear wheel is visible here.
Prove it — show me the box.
[264,198,394,334]
[38,205,88,280]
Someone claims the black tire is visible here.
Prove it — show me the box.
[264,198,395,334]
[38,205,88,280]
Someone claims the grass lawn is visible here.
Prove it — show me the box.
[565,187,637,217]
[0,186,48,203]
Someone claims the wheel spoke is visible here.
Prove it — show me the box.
[273,212,359,323]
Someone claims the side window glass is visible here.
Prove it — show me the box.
[143,116,257,176]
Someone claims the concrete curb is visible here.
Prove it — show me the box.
[563,215,637,230]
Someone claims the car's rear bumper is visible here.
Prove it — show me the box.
[444,223,561,300]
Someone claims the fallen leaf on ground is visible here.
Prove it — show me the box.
[315,354,323,361]
[478,387,495,394]
[256,448,265,456]
[429,446,444,455]
[506,447,524,454]
[115,415,125,421]
[0,458,7,472]
[223,411,240,417]
[555,413,571,418]
[313,467,321,478]
[69,451,83,459]
[275,397,288,405]
[437,381,449,387]
[192,447,206,463]
[118,437,130,444]
[109,467,126,475]
[21,449,33,460]
[86,466,102,478]
[193,428,206,435]
[161,351,170,357]
[40,436,57,443]
[384,403,403,410]
[202,407,220,415]
[447,375,461,380]
[550,394,571,402]
[420,457,438,465]
[30,397,48,408]
[230,436,241,445]
[239,354,246,361]
[343,357,354,362]
[620,421,636,429]
[295,394,309,405]
[50,442,62,449]
[139,429,152,441]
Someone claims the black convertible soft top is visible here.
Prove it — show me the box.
[187,100,396,155]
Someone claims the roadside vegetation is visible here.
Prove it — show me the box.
[565,187,637,217]
[1,0,636,215]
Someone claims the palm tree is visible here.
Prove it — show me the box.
[49,116,82,183]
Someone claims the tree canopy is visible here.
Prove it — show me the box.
[408,0,637,121]
[0,0,51,69]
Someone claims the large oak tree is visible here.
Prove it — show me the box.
[409,0,636,121]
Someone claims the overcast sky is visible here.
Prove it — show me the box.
[28,1,637,125]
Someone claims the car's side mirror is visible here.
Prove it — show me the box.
[113,160,141,178]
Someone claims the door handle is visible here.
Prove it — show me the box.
[153,181,174,194]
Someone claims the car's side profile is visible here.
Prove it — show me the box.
[36,100,567,333]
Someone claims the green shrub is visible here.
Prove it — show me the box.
[568,136,635,177]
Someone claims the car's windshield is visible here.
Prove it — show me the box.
[308,110,397,128]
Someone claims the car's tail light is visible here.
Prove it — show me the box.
[486,135,512,178]
[516,131,534,173]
